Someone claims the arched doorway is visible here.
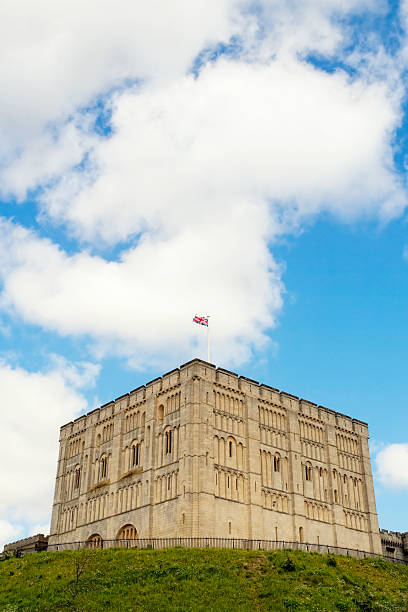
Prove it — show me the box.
[86,533,103,549]
[116,524,138,547]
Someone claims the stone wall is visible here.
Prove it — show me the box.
[47,358,382,555]
[3,534,48,555]
[380,529,408,561]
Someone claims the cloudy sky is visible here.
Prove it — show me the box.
[1,0,408,549]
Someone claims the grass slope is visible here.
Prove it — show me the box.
[1,548,408,611]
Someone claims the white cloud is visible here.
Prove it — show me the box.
[0,1,242,163]
[0,358,98,550]
[0,0,392,200]
[376,443,408,489]
[0,521,24,551]
[0,216,283,367]
[0,30,405,367]
[37,57,405,246]
[241,0,386,63]
[0,119,100,202]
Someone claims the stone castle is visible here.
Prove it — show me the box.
[46,358,384,554]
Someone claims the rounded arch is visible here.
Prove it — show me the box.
[273,452,281,472]
[74,464,81,489]
[163,426,173,455]
[130,440,141,467]
[304,461,312,481]
[87,533,102,549]
[116,524,138,547]
[157,404,164,423]
[226,435,236,460]
[99,453,108,480]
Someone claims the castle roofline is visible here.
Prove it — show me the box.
[60,357,368,431]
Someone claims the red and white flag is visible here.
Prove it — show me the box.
[193,315,208,327]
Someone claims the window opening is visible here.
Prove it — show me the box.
[165,430,172,454]
[74,468,81,489]
[100,456,108,480]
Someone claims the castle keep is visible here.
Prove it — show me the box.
[48,358,382,554]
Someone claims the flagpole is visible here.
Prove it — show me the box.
[207,316,210,362]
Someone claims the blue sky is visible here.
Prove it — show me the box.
[0,0,408,547]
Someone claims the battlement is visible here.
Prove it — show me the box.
[380,529,407,538]
[60,358,368,438]
[380,529,408,560]
[3,534,48,554]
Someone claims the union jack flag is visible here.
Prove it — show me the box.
[193,315,208,327]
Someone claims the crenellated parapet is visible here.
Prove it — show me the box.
[380,529,408,561]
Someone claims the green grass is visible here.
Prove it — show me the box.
[1,548,408,611]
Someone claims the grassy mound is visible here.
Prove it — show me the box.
[1,547,408,611]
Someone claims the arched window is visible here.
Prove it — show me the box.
[87,534,102,549]
[100,455,108,480]
[299,527,303,543]
[165,430,172,454]
[305,463,312,481]
[74,467,81,489]
[131,443,140,467]
[229,441,232,458]
[273,454,281,472]
[334,489,338,503]
[158,405,164,424]
[116,524,138,547]
[141,412,146,428]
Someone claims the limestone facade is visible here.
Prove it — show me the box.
[380,530,408,562]
[3,534,48,555]
[48,358,382,554]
